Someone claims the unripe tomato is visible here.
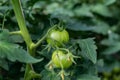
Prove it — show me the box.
[103,77,109,80]
[47,29,69,46]
[113,67,120,73]
[103,72,111,77]
[52,50,73,69]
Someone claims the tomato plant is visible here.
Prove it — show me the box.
[0,0,120,80]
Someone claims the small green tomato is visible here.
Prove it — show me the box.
[47,29,69,46]
[52,50,73,69]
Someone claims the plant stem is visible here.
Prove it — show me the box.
[2,13,6,29]
[11,0,33,47]
[24,47,36,80]
[34,26,56,48]
[10,31,21,35]
[11,0,36,80]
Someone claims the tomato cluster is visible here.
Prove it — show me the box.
[46,27,74,69]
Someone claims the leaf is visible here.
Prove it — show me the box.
[66,20,95,31]
[92,26,109,35]
[101,32,120,46]
[97,59,104,67]
[10,34,24,43]
[91,4,112,17]
[103,0,116,6]
[0,58,9,70]
[41,70,61,80]
[102,43,120,55]
[77,74,100,80]
[77,38,97,64]
[45,3,74,17]
[66,19,110,35]
[0,12,3,16]
[92,20,110,35]
[0,41,43,63]
[33,1,46,9]
[0,6,10,13]
[101,39,119,46]
[74,4,93,17]
[44,3,60,14]
[0,29,10,41]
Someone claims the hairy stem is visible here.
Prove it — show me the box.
[11,0,33,47]
[11,0,36,80]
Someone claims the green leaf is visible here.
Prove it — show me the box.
[0,41,43,63]
[103,0,116,6]
[0,29,24,43]
[0,12,3,16]
[0,6,11,12]
[101,39,119,46]
[77,74,100,80]
[91,20,110,35]
[97,59,104,67]
[45,3,74,17]
[66,20,95,31]
[92,26,109,35]
[77,38,97,64]
[44,3,60,14]
[41,70,61,80]
[33,1,46,9]
[0,29,10,41]
[0,58,9,70]
[102,43,120,55]
[91,4,112,17]
[10,34,24,43]
[74,4,93,17]
[66,19,110,35]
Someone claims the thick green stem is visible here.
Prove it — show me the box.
[11,0,33,47]
[24,47,36,80]
[11,0,36,80]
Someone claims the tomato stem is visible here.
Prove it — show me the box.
[11,0,38,80]
[11,0,33,47]
[56,47,70,53]
[33,25,56,48]
[58,70,65,80]
[2,11,9,29]
[10,31,21,35]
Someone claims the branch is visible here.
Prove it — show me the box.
[33,26,57,48]
[10,31,21,35]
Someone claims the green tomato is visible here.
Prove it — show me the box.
[47,29,69,46]
[113,67,120,73]
[103,77,109,80]
[103,72,111,77]
[52,50,73,69]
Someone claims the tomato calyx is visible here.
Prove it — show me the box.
[56,48,81,64]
